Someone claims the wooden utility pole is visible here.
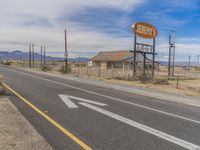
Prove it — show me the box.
[41,46,43,66]
[197,55,200,66]
[29,44,32,68]
[43,46,46,65]
[32,44,34,68]
[64,29,68,72]
[188,55,191,68]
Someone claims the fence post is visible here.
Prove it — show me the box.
[78,65,80,77]
[184,70,186,80]
[98,67,100,78]
[87,66,89,77]
[196,69,198,79]
[176,76,179,89]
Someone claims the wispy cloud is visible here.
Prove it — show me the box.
[0,0,144,58]
[0,0,199,60]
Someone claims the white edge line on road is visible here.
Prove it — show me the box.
[59,95,79,108]
[4,67,200,125]
[79,102,200,150]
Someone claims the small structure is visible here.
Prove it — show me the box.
[91,50,159,70]
[131,22,158,78]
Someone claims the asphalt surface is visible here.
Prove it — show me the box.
[1,65,200,150]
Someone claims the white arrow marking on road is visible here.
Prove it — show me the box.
[79,102,200,150]
[59,95,107,108]
[59,95,200,149]
[59,95,78,108]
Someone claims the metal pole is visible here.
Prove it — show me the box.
[29,44,32,68]
[168,30,176,78]
[168,35,171,78]
[169,30,176,77]
[143,53,146,77]
[32,44,34,68]
[41,46,43,66]
[43,46,46,65]
[172,46,175,76]
[152,38,156,79]
[64,29,68,72]
[188,55,191,68]
[78,56,80,76]
[133,33,137,79]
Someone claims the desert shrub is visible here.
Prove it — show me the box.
[5,61,11,65]
[0,75,3,83]
[1,60,11,65]
[59,65,71,74]
[0,75,5,95]
[136,72,152,83]
[41,65,51,72]
[152,78,169,85]
[195,67,200,71]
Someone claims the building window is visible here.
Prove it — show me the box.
[107,62,112,69]
[113,62,123,68]
[94,61,101,68]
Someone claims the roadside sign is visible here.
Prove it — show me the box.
[132,22,157,39]
[64,52,68,58]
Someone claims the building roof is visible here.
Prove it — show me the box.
[92,50,159,63]
[92,50,133,61]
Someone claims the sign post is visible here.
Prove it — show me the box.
[131,22,158,80]
[133,33,137,78]
[168,30,176,78]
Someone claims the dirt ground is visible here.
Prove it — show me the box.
[92,65,200,97]
[0,97,52,150]
[105,78,200,97]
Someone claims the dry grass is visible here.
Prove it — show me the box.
[0,75,3,83]
[105,78,200,97]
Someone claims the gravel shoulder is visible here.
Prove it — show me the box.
[0,97,53,150]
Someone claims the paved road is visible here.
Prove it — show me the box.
[1,65,200,150]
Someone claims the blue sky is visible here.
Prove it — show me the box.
[0,0,200,61]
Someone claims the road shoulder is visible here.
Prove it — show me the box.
[0,97,53,150]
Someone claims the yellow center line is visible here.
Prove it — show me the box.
[2,82,92,150]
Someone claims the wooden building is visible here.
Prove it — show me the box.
[91,50,159,70]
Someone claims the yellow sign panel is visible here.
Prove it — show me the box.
[132,22,157,39]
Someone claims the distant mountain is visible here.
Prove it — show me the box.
[0,50,90,62]
[69,57,91,62]
[159,61,168,65]
[159,61,197,66]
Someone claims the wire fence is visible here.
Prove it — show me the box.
[4,60,200,82]
[71,67,133,80]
